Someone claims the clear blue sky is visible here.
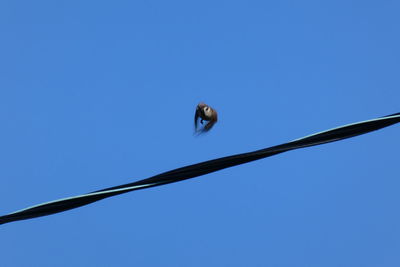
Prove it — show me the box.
[1,1,399,266]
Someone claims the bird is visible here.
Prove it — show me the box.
[194,102,218,133]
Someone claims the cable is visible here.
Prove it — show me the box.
[1,112,399,225]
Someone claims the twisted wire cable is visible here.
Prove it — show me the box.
[1,112,399,225]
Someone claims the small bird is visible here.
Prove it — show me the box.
[194,102,218,133]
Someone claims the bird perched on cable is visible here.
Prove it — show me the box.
[194,102,218,133]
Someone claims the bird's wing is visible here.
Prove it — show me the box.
[194,107,200,130]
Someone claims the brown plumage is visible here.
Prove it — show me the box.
[194,102,218,133]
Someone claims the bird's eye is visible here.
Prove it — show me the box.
[204,107,209,111]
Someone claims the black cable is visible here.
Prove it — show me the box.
[1,112,399,225]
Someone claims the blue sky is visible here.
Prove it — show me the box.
[1,0,399,266]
